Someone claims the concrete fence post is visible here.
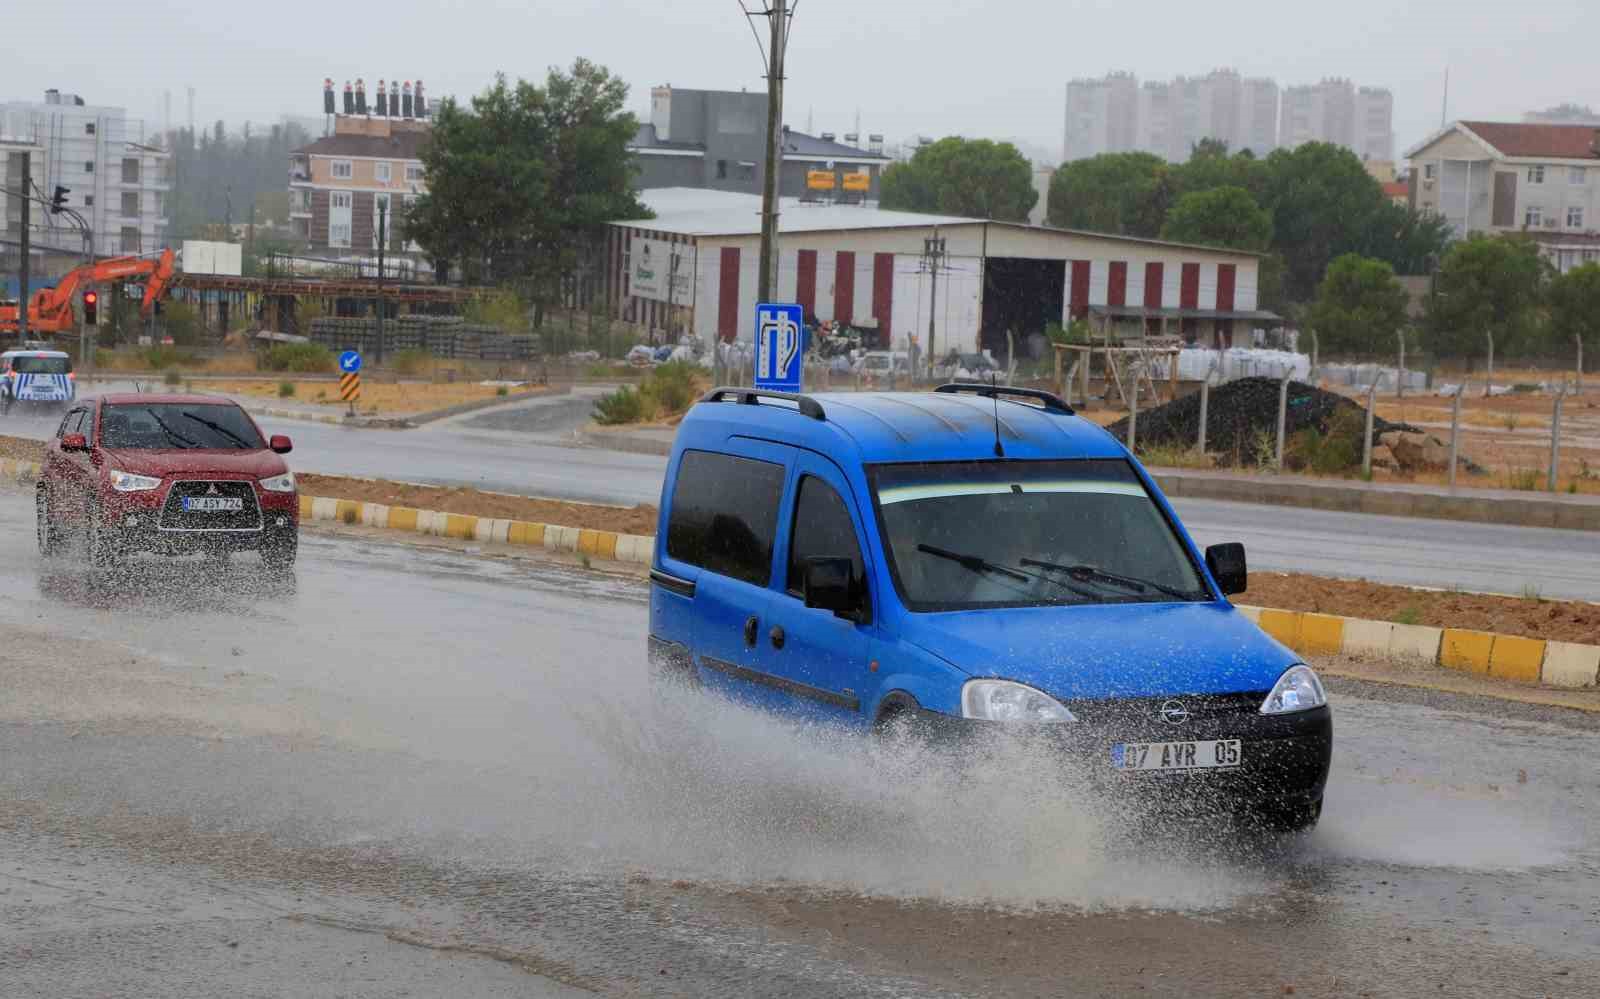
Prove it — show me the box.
[1549,386,1566,492]
[1484,331,1494,398]
[1197,375,1210,454]
[1577,335,1585,397]
[1310,330,1319,381]
[1275,368,1292,471]
[1362,378,1379,478]
[1127,374,1139,453]
[1448,382,1465,490]
[1397,331,1406,399]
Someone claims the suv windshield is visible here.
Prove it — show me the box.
[869,459,1208,611]
[99,403,264,450]
[12,355,71,374]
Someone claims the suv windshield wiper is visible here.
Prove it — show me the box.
[179,410,254,449]
[142,409,199,449]
[1019,559,1199,601]
[918,545,1098,600]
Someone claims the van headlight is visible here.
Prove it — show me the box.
[961,679,1077,723]
[259,472,295,493]
[108,469,162,492]
[1260,665,1327,715]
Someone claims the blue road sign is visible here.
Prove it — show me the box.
[339,350,362,373]
[753,302,804,393]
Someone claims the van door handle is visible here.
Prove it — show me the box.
[743,616,759,647]
[769,625,785,650]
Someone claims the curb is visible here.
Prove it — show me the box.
[298,493,654,566]
[577,427,674,457]
[244,407,351,426]
[1234,604,1600,690]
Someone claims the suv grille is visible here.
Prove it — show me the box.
[158,480,263,531]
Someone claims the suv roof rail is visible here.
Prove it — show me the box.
[701,387,827,421]
[933,383,1075,415]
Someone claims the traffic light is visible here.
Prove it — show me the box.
[49,186,69,214]
[82,291,97,325]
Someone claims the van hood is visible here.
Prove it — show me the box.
[99,447,287,479]
[905,602,1297,701]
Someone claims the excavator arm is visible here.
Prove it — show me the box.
[0,248,176,333]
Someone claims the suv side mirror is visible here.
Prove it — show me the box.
[1205,542,1247,596]
[269,434,293,454]
[804,556,861,620]
[61,433,88,452]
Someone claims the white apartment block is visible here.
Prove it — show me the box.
[0,89,171,259]
[1064,70,1285,164]
[1279,79,1393,163]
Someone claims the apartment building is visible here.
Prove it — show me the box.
[1064,72,1140,161]
[288,113,428,254]
[1065,70,1279,163]
[0,89,171,258]
[1407,120,1600,272]
[1279,79,1393,162]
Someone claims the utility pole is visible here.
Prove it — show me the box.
[375,199,387,364]
[749,0,791,304]
[17,153,30,342]
[922,231,946,377]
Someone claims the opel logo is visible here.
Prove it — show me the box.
[1159,700,1190,725]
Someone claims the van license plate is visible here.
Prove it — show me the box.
[183,496,243,512]
[1112,739,1242,771]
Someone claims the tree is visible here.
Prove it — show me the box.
[405,61,648,317]
[1547,262,1600,358]
[1305,254,1410,356]
[1160,186,1273,251]
[1046,152,1172,237]
[1423,235,1550,358]
[1258,142,1394,301]
[1171,142,1267,202]
[878,137,1036,221]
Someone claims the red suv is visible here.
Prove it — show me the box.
[38,394,299,570]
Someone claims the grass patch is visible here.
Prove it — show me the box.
[1134,443,1214,469]
[1393,606,1421,626]
[162,369,182,387]
[1521,583,1544,603]
[257,342,335,374]
[592,361,704,425]
[1501,468,1541,491]
[278,380,296,398]
[392,349,433,377]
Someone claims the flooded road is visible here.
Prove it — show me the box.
[0,493,1595,997]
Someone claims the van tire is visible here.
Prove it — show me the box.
[1256,796,1322,834]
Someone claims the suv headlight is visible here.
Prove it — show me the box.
[1260,665,1327,715]
[961,679,1077,723]
[107,469,162,492]
[259,472,295,493]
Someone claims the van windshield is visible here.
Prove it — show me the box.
[12,355,71,374]
[868,459,1209,612]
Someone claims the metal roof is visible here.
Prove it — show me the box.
[617,188,1263,258]
[681,389,1126,464]
[1089,305,1284,323]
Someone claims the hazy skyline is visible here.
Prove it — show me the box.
[7,0,1598,163]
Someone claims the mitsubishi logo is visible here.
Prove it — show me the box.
[205,483,219,495]
[1159,700,1190,725]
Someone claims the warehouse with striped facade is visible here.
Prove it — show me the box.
[604,188,1276,358]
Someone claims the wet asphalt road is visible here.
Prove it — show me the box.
[1,493,1596,997]
[9,390,1600,599]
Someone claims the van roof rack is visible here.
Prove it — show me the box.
[933,383,1074,415]
[701,387,826,421]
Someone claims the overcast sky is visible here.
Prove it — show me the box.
[7,0,1598,163]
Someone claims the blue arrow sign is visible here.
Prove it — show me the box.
[753,303,804,393]
[339,350,362,373]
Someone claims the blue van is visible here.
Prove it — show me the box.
[648,385,1331,830]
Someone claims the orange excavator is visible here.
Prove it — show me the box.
[0,248,177,334]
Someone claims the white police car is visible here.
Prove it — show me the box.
[1,350,75,414]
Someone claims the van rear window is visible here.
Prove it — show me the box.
[12,355,71,374]
[666,450,785,585]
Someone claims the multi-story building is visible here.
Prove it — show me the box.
[1280,79,1393,162]
[1406,120,1600,273]
[1066,70,1278,163]
[0,89,171,259]
[628,86,890,199]
[288,113,429,255]
[1524,104,1600,127]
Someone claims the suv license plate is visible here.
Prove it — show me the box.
[1112,739,1242,771]
[183,496,244,513]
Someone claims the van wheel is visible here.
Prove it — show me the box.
[1255,797,1322,834]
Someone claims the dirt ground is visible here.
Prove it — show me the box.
[296,473,660,536]
[1242,571,1600,645]
[0,435,43,463]
[207,379,536,416]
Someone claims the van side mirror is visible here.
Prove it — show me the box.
[804,556,860,620]
[61,433,88,452]
[1206,542,1247,596]
[269,434,293,454]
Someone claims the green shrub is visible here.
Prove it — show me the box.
[1501,468,1540,491]
[647,361,698,414]
[159,300,202,346]
[392,348,432,376]
[258,342,335,373]
[278,380,296,398]
[142,345,191,370]
[496,385,510,397]
[162,369,182,387]
[593,385,648,425]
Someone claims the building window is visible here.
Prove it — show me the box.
[375,162,392,183]
[1525,205,1543,227]
[331,160,353,180]
[1571,167,1588,185]
[1423,163,1436,180]
[84,160,95,173]
[121,191,139,217]
[1527,165,1546,184]
[329,223,351,247]
[1586,249,1600,263]
[122,158,140,184]
[331,191,352,210]
[84,122,95,135]
[405,163,424,183]
[1569,205,1585,229]
[119,226,141,253]
[716,159,728,180]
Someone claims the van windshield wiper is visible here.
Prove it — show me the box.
[1019,559,1198,601]
[918,545,1098,600]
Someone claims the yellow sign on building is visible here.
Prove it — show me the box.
[806,170,836,190]
[842,172,871,192]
